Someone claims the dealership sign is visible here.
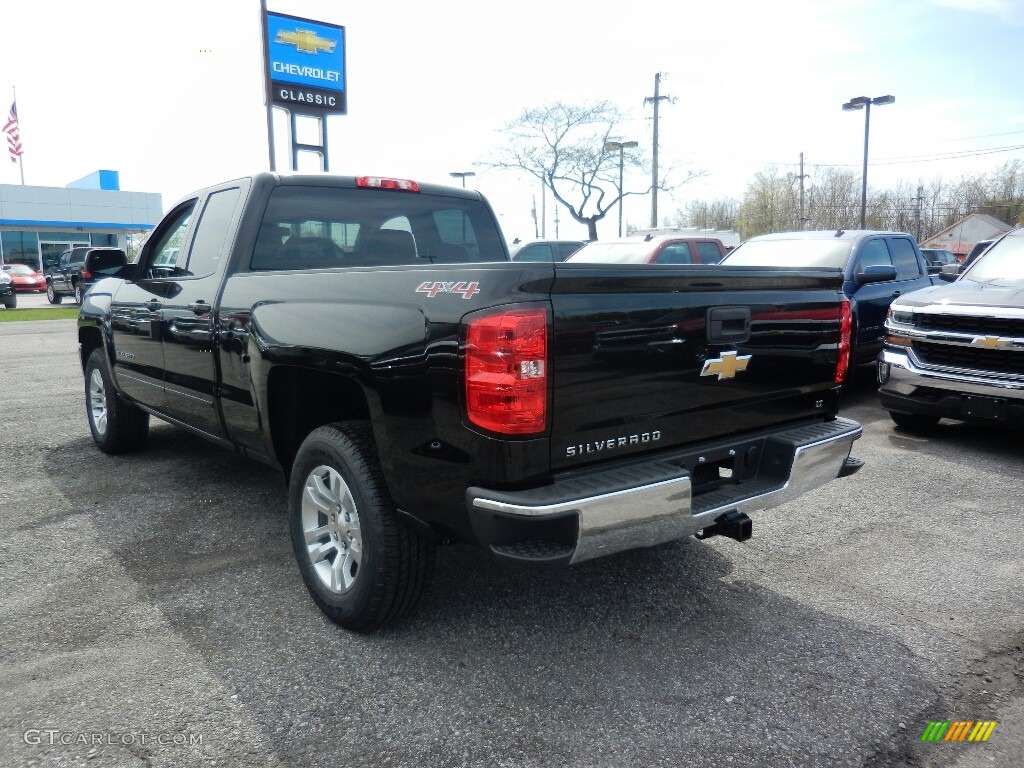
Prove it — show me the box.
[265,11,346,114]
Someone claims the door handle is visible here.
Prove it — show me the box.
[188,301,212,316]
[144,299,162,312]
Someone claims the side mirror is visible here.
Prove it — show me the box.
[117,263,142,282]
[854,265,897,285]
[938,263,962,283]
[926,264,940,275]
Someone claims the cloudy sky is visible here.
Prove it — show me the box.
[1,0,1021,242]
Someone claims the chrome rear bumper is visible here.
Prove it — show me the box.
[467,417,863,565]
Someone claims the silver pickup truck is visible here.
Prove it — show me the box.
[879,228,1024,429]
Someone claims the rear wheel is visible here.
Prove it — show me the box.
[289,422,435,631]
[889,411,940,430]
[85,349,150,453]
[2,292,14,309]
[46,282,62,304]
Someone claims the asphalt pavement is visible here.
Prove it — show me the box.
[0,319,1020,768]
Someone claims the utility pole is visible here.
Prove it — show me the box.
[913,184,924,241]
[796,152,810,229]
[541,180,546,238]
[644,73,672,228]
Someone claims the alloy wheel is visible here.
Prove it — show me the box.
[301,465,363,594]
[88,368,108,436]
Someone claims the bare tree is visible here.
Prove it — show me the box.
[670,198,739,231]
[737,167,800,238]
[486,101,700,240]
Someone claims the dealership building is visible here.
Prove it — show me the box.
[0,170,162,272]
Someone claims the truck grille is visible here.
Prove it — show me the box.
[915,313,1024,337]
[914,341,1024,375]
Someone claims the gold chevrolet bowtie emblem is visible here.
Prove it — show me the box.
[275,28,337,55]
[971,335,1009,349]
[700,351,752,380]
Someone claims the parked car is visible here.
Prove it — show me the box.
[0,270,15,308]
[566,234,728,265]
[46,247,129,304]
[919,248,959,272]
[720,230,939,366]
[510,239,587,262]
[2,263,47,292]
[879,227,1024,428]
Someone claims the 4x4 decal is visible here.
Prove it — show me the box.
[416,281,480,299]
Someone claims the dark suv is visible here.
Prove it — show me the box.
[46,247,128,304]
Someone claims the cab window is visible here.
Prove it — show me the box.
[145,201,197,278]
[854,239,893,274]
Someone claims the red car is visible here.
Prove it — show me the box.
[566,234,728,265]
[2,263,47,292]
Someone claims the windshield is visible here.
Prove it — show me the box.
[3,264,36,275]
[567,242,654,263]
[723,239,853,268]
[961,236,1024,285]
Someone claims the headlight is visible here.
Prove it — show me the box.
[887,307,913,325]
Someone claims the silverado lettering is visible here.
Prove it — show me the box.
[566,431,662,457]
[77,172,863,633]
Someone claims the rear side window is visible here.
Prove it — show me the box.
[250,186,507,271]
[185,187,242,277]
[515,244,554,262]
[655,243,692,264]
[695,241,723,264]
[888,238,922,280]
[555,242,584,260]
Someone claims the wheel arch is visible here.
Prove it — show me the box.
[266,366,374,480]
[78,325,105,372]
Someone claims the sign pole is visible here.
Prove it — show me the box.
[260,0,276,171]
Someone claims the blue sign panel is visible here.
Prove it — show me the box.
[265,11,346,114]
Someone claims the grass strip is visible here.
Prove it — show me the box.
[0,306,80,322]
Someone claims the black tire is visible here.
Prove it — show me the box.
[85,348,150,453]
[289,422,435,631]
[889,411,940,430]
[2,293,14,309]
[74,281,83,305]
[46,282,62,304]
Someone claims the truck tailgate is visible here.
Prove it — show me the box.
[549,265,846,470]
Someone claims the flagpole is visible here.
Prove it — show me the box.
[12,86,24,185]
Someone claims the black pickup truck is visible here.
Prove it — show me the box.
[78,173,863,631]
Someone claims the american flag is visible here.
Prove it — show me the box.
[4,102,23,164]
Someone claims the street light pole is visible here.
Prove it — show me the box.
[842,95,894,229]
[449,171,475,187]
[605,140,638,237]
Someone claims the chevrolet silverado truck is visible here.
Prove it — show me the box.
[879,228,1024,429]
[78,173,863,631]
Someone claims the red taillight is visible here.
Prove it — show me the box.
[81,270,92,279]
[835,298,852,384]
[356,176,420,192]
[464,308,548,435]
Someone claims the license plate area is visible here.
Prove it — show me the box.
[963,394,1007,421]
